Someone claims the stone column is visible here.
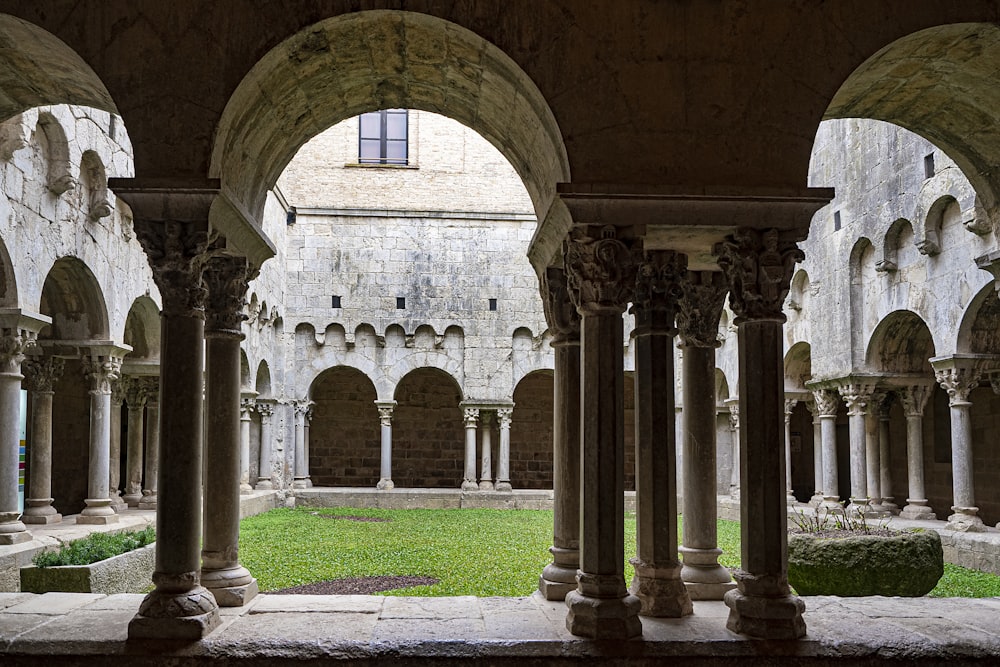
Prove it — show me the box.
[627,249,690,618]
[255,402,275,490]
[864,391,886,514]
[538,267,581,600]
[122,378,148,507]
[239,394,255,494]
[783,398,798,505]
[0,315,44,544]
[878,394,898,514]
[201,255,259,607]
[462,408,479,491]
[563,226,641,639]
[138,378,159,510]
[716,228,806,639]
[933,360,985,531]
[78,350,124,525]
[811,388,842,511]
[838,381,875,513]
[898,385,935,520]
[109,378,127,512]
[495,408,513,492]
[725,399,740,498]
[124,207,219,638]
[292,401,309,489]
[677,270,735,601]
[806,400,823,507]
[21,356,64,524]
[376,400,395,490]
[479,411,494,491]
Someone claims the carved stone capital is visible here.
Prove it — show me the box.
[810,389,840,418]
[377,406,394,427]
[563,226,638,315]
[135,220,211,319]
[463,407,480,427]
[138,377,160,405]
[726,400,740,430]
[124,377,149,408]
[542,267,580,342]
[81,355,123,395]
[256,401,274,420]
[898,385,931,417]
[678,270,728,348]
[630,249,686,331]
[714,228,804,323]
[837,382,876,417]
[0,328,37,374]
[240,398,256,418]
[783,398,798,417]
[21,356,64,393]
[935,367,982,406]
[496,407,513,428]
[204,255,256,336]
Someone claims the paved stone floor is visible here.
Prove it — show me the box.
[1,591,999,665]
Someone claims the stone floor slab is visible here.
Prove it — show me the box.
[218,610,379,643]
[5,592,104,614]
[11,608,134,653]
[371,616,487,642]
[0,614,53,646]
[79,593,144,611]
[251,594,383,614]
[0,592,32,610]
[380,595,480,619]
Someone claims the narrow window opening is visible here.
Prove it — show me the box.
[833,210,842,231]
[109,115,117,141]
[359,109,409,165]
[286,206,297,225]
[331,295,341,308]
[396,297,406,310]
[924,153,935,179]
[488,298,498,312]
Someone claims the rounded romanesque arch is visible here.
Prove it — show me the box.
[308,366,380,488]
[957,283,1000,356]
[0,233,18,308]
[865,310,936,375]
[254,360,271,398]
[39,256,109,341]
[509,369,553,490]
[122,296,160,364]
[210,9,570,259]
[391,367,465,488]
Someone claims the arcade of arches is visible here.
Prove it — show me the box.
[2,2,1000,656]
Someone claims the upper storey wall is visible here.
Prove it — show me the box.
[277,111,534,215]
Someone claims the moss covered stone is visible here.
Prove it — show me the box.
[788,530,943,597]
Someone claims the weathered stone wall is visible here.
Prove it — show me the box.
[309,367,380,488]
[391,369,466,489]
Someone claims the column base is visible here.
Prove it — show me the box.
[724,571,806,640]
[240,483,253,496]
[376,478,394,490]
[292,477,309,489]
[565,587,642,639]
[680,546,736,601]
[255,479,274,491]
[78,499,119,525]
[786,491,798,506]
[479,480,494,491]
[201,565,259,607]
[122,492,142,507]
[538,547,579,600]
[900,500,935,520]
[109,491,128,513]
[495,480,512,492]
[461,479,479,492]
[947,507,984,532]
[22,499,62,524]
[0,512,31,544]
[629,558,692,617]
[819,497,845,514]
[808,493,824,508]
[22,513,62,525]
[879,500,900,515]
[128,583,220,640]
[138,492,157,510]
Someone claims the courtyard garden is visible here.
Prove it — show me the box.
[238,507,1000,598]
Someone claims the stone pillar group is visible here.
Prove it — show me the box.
[78,350,124,525]
[20,356,63,525]
[138,379,160,510]
[933,358,985,531]
[899,385,935,520]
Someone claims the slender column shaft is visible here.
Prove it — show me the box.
[495,409,512,492]
[201,256,258,607]
[899,386,934,519]
[864,394,883,511]
[839,383,873,511]
[109,382,125,511]
[239,398,254,494]
[22,357,63,524]
[462,408,478,491]
[292,402,308,488]
[376,401,395,490]
[934,364,983,531]
[950,402,975,507]
[139,390,159,509]
[878,399,896,513]
[255,404,274,489]
[784,399,797,504]
[79,354,122,525]
[727,403,740,497]
[123,390,146,507]
[806,401,823,507]
[479,412,494,490]
[0,323,37,544]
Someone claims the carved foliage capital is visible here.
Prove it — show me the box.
[838,382,876,416]
[714,228,803,322]
[256,402,274,420]
[204,256,256,335]
[542,267,580,341]
[935,366,982,406]
[678,270,728,348]
[463,407,480,427]
[631,249,686,330]
[81,355,122,395]
[496,407,513,427]
[0,328,36,374]
[783,398,798,416]
[563,226,638,314]
[135,220,211,318]
[22,356,64,393]
[811,389,840,417]
[124,376,149,408]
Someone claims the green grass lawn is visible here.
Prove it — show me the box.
[238,507,1000,598]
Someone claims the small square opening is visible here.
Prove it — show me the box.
[924,153,935,179]
[833,210,842,232]
[396,297,406,310]
[488,298,498,311]
[331,295,341,308]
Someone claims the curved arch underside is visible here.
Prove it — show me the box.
[865,310,936,374]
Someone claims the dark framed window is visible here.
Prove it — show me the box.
[359,109,408,165]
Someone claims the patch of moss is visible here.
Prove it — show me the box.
[33,526,156,568]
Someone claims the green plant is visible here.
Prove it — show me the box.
[790,503,890,536]
[33,526,156,568]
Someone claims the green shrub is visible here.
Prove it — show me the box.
[33,526,156,568]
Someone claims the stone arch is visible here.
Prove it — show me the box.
[865,310,936,375]
[880,218,914,272]
[254,360,271,398]
[849,237,877,366]
[122,296,160,362]
[391,366,464,488]
[957,283,1000,355]
[824,23,1000,229]
[784,342,812,392]
[79,149,113,222]
[210,10,570,246]
[0,233,19,308]
[715,369,730,405]
[38,256,109,341]
[510,369,553,490]
[786,269,810,313]
[35,112,75,195]
[308,366,380,488]
[239,349,251,391]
